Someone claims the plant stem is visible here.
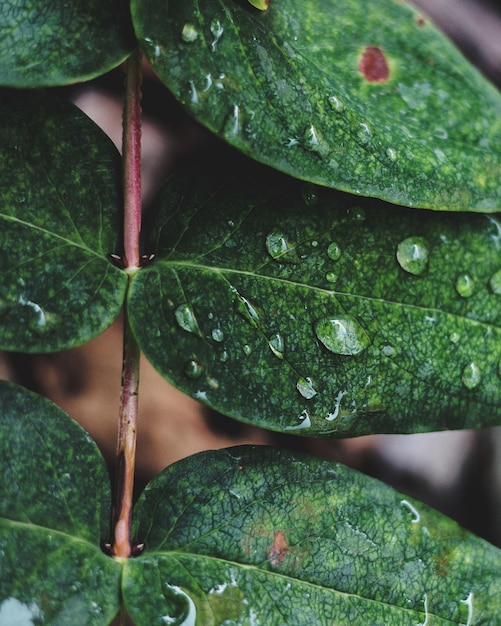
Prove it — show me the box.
[111,49,143,559]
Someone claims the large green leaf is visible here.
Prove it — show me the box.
[128,156,501,436]
[124,446,501,624]
[0,91,127,352]
[0,381,121,624]
[0,0,134,86]
[132,0,501,211]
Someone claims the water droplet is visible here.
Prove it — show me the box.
[296,377,317,399]
[301,183,319,206]
[184,360,204,379]
[325,272,338,284]
[211,328,225,342]
[327,242,341,261]
[396,237,429,275]
[231,288,260,327]
[315,317,371,355]
[328,96,346,113]
[210,19,224,51]
[207,376,219,390]
[357,122,376,147]
[243,344,252,355]
[346,206,366,223]
[311,240,318,248]
[302,124,332,160]
[265,231,298,264]
[381,345,395,357]
[489,269,501,295]
[449,332,460,344]
[222,104,241,138]
[285,409,312,431]
[175,303,201,335]
[386,147,398,162]
[268,333,285,359]
[462,362,481,390]
[218,347,230,362]
[181,23,199,42]
[455,273,475,298]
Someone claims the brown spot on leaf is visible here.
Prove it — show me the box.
[269,530,288,566]
[416,16,427,28]
[359,46,390,83]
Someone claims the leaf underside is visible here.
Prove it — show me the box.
[0,381,121,625]
[0,0,134,86]
[132,0,501,211]
[129,155,501,437]
[124,446,501,625]
[0,91,127,352]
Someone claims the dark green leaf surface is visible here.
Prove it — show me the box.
[132,0,501,211]
[0,91,127,352]
[0,0,134,86]
[0,381,121,624]
[124,446,501,625]
[129,158,501,436]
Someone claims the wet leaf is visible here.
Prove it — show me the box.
[131,0,501,211]
[0,381,121,624]
[0,0,134,86]
[0,91,127,352]
[123,446,501,624]
[128,156,501,436]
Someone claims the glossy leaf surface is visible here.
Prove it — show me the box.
[129,157,501,436]
[0,381,121,624]
[0,0,134,86]
[132,0,501,211]
[0,92,127,352]
[124,446,501,624]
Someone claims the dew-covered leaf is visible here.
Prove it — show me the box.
[123,446,501,625]
[128,156,501,436]
[0,91,127,352]
[0,381,121,624]
[0,0,134,86]
[131,0,501,211]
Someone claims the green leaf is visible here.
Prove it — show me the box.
[0,381,121,624]
[124,446,501,624]
[0,91,127,352]
[0,0,134,86]
[132,0,501,211]
[128,157,501,436]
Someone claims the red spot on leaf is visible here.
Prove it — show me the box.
[359,46,390,83]
[269,530,288,566]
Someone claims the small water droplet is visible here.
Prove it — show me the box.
[386,147,398,162]
[211,328,225,342]
[325,272,338,284]
[296,377,317,399]
[268,333,285,359]
[218,347,230,362]
[181,23,199,42]
[265,231,298,264]
[455,273,475,298]
[396,237,429,275]
[357,122,376,147]
[210,19,224,51]
[302,124,332,160]
[449,332,460,344]
[327,242,341,261]
[301,183,319,206]
[346,206,366,223]
[315,317,371,356]
[243,344,252,355]
[175,303,201,335]
[381,345,395,356]
[184,360,204,379]
[311,240,318,248]
[462,362,481,390]
[328,96,346,113]
[489,269,501,295]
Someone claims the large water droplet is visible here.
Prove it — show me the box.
[181,23,199,42]
[396,237,429,275]
[462,362,481,390]
[315,317,371,355]
[265,231,298,263]
[455,273,475,298]
[327,242,341,261]
[268,332,285,359]
[231,288,260,327]
[325,272,338,284]
[296,377,317,399]
[184,360,204,379]
[211,328,225,342]
[489,269,501,295]
[285,410,312,431]
[175,303,201,335]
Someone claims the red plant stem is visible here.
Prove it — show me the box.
[112,50,143,559]
[122,48,143,270]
